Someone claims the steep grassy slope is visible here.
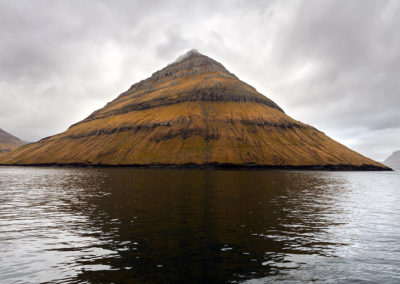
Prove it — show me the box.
[0,50,388,169]
[0,128,24,153]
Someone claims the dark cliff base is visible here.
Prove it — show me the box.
[0,162,392,171]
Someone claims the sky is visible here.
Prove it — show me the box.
[0,0,399,161]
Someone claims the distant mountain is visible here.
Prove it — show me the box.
[384,151,400,169]
[0,128,25,153]
[0,50,389,170]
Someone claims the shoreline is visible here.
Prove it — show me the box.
[0,162,392,171]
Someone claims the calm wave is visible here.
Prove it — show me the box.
[0,167,399,283]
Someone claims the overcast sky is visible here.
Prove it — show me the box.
[0,0,399,161]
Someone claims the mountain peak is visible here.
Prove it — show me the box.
[173,49,202,63]
[123,49,235,96]
[163,48,230,75]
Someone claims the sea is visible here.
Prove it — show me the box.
[0,167,399,283]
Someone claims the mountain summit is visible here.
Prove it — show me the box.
[0,50,389,169]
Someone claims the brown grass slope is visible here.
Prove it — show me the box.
[0,50,389,170]
[0,128,25,153]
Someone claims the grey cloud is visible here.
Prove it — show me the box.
[265,1,400,127]
[156,28,191,61]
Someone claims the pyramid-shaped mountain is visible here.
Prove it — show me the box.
[0,128,24,153]
[0,50,389,170]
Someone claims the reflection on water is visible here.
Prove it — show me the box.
[0,167,399,283]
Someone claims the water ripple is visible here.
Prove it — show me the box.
[0,167,399,283]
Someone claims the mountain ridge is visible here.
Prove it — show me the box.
[0,128,25,153]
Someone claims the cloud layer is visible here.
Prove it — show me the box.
[0,0,399,161]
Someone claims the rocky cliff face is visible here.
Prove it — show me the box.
[0,128,24,153]
[384,151,400,169]
[0,50,389,170]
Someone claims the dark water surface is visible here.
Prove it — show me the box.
[0,167,399,283]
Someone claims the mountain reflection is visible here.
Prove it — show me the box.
[51,169,348,283]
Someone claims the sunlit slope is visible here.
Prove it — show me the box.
[0,128,24,153]
[0,50,388,169]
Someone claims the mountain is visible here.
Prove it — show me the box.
[0,128,25,153]
[0,49,389,170]
[384,151,400,169]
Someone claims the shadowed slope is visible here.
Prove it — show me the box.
[0,50,389,170]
